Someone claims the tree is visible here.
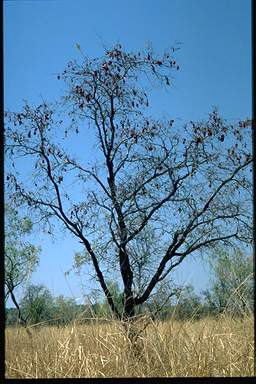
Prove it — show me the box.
[20,283,54,325]
[5,307,19,326]
[4,43,252,323]
[100,280,123,317]
[53,295,79,326]
[174,285,203,320]
[4,203,40,327]
[203,247,253,316]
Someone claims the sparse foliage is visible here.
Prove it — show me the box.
[203,248,253,316]
[5,204,40,330]
[4,43,253,321]
[174,285,202,320]
[5,204,40,301]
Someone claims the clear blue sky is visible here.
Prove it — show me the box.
[4,0,252,305]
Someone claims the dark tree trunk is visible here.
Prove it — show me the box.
[119,247,135,319]
[123,295,135,319]
[9,289,32,338]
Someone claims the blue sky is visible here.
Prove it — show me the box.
[4,0,252,305]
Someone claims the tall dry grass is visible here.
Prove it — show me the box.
[5,312,254,378]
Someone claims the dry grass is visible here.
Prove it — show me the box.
[5,313,254,378]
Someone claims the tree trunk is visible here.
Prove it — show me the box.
[9,290,32,338]
[123,294,135,319]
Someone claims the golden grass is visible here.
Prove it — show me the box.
[5,314,254,378]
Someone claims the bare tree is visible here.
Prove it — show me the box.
[4,43,253,322]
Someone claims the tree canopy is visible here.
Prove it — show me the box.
[5,43,253,321]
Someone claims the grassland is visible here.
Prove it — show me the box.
[5,313,254,378]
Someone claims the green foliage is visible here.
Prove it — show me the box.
[20,284,54,325]
[5,307,19,326]
[174,285,203,320]
[144,284,205,321]
[203,247,253,316]
[16,283,89,326]
[5,203,40,302]
[100,280,123,317]
[53,295,79,325]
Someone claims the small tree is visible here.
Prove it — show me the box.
[174,285,202,320]
[5,43,253,323]
[5,203,40,328]
[203,248,253,316]
[53,295,78,326]
[20,283,54,325]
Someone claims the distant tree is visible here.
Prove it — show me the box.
[100,280,123,317]
[20,284,54,325]
[5,43,252,323]
[142,278,181,320]
[173,284,203,320]
[203,247,253,316]
[5,307,19,326]
[53,295,78,325]
[5,204,40,329]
